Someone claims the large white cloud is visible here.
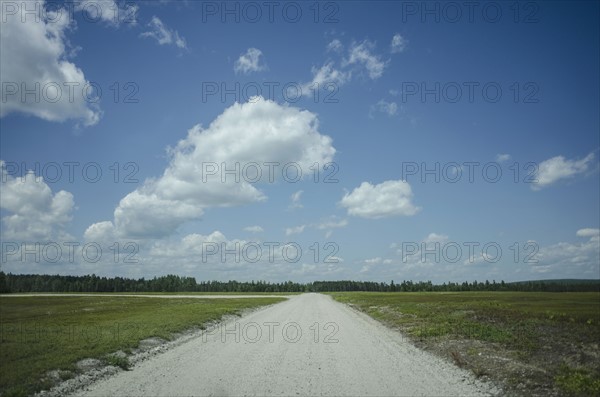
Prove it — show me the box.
[89,97,336,239]
[1,161,75,241]
[340,180,420,219]
[532,153,595,190]
[0,0,101,126]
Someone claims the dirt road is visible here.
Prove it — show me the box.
[71,293,498,396]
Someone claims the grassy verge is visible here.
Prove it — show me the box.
[330,292,600,397]
[0,295,286,396]
[1,292,298,295]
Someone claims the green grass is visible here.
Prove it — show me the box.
[4,291,298,295]
[0,295,285,396]
[330,292,600,396]
[555,364,600,396]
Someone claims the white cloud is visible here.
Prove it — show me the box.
[424,233,449,244]
[0,0,101,126]
[360,257,381,273]
[371,99,398,117]
[316,216,348,230]
[234,48,267,74]
[243,225,264,233]
[140,16,187,49]
[1,161,75,241]
[532,230,600,276]
[75,0,138,26]
[315,215,347,238]
[83,221,115,242]
[360,256,394,273]
[326,39,343,53]
[113,190,205,239]
[300,37,392,95]
[392,232,453,270]
[390,33,408,54]
[532,153,595,190]
[340,180,420,219]
[300,62,350,96]
[88,97,335,239]
[463,251,496,266]
[344,40,387,79]
[290,262,344,278]
[147,231,239,263]
[576,228,600,239]
[289,190,303,210]
[285,225,306,236]
[496,154,511,163]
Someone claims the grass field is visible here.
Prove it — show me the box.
[0,295,286,396]
[330,292,600,397]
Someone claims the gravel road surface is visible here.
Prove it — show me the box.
[71,293,498,396]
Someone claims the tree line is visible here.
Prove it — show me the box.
[0,272,598,293]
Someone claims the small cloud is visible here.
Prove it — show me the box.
[289,190,303,210]
[76,0,139,26]
[577,228,599,238]
[285,225,306,236]
[316,216,348,238]
[243,225,264,233]
[327,39,343,53]
[532,153,595,190]
[140,16,187,49]
[301,62,350,96]
[316,216,348,230]
[360,257,383,273]
[390,33,408,54]
[424,233,449,244]
[234,48,267,74]
[496,154,511,163]
[370,99,398,117]
[340,180,420,219]
[344,40,387,80]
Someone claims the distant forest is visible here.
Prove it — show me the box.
[0,272,598,293]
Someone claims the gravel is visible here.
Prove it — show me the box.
[59,293,502,396]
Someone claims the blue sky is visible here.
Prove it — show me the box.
[1,0,599,283]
